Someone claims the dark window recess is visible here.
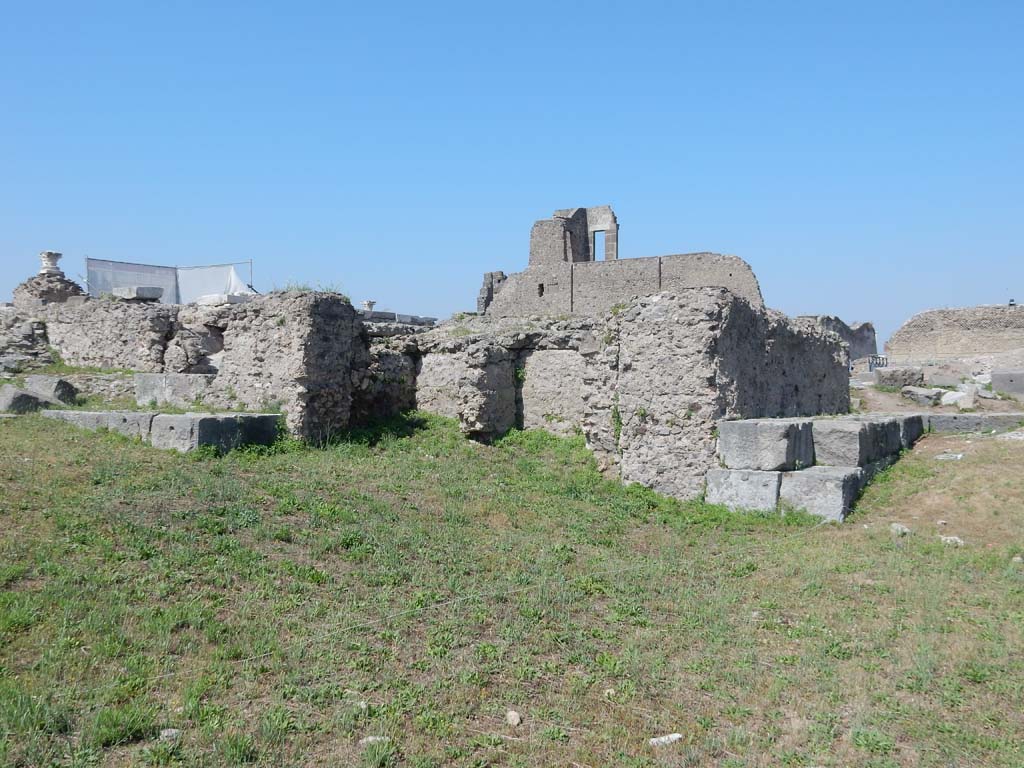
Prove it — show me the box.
[537,283,545,297]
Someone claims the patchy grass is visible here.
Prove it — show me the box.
[0,414,1022,766]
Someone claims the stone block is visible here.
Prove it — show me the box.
[0,384,58,414]
[42,410,156,439]
[780,466,864,521]
[24,375,78,405]
[896,414,925,449]
[112,286,164,301]
[811,418,899,467]
[927,413,1024,433]
[717,419,813,470]
[135,373,217,408]
[991,370,1024,397]
[195,293,253,305]
[901,386,944,406]
[149,413,279,453]
[874,367,924,388]
[705,469,781,512]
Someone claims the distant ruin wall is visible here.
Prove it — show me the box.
[799,316,877,363]
[886,305,1024,363]
[484,252,764,318]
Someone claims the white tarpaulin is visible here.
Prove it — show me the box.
[86,258,255,304]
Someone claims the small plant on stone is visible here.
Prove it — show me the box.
[513,365,526,385]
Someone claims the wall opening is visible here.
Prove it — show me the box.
[593,230,606,260]
[537,283,545,297]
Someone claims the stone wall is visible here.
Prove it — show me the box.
[0,309,52,373]
[39,300,177,372]
[483,253,765,318]
[800,315,877,363]
[886,305,1024,363]
[411,289,849,498]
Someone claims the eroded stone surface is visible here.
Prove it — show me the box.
[705,469,781,512]
[717,419,813,471]
[780,466,863,521]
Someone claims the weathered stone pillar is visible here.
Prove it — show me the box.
[39,251,63,275]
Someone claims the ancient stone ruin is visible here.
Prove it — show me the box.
[4,207,906,514]
[478,206,764,316]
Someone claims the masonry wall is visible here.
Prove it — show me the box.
[484,252,765,318]
[886,305,1024,363]
[413,289,849,500]
[39,300,177,372]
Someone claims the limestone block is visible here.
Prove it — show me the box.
[940,390,967,407]
[0,384,58,413]
[112,286,164,301]
[780,466,864,521]
[991,370,1024,397]
[874,367,924,388]
[716,419,813,471]
[135,373,217,408]
[901,386,944,406]
[705,469,781,512]
[929,413,1024,434]
[24,375,78,405]
[149,413,279,453]
[42,410,156,439]
[896,414,925,449]
[195,293,253,305]
[811,418,899,467]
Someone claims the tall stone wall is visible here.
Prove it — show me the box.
[412,289,849,499]
[886,305,1024,363]
[483,253,764,318]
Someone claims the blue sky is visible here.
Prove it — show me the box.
[2,1,1021,344]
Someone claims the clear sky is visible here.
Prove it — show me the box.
[2,1,1021,344]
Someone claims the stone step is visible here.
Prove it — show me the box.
[716,419,813,471]
[41,409,279,453]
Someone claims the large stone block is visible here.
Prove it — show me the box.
[874,367,924,388]
[0,384,58,414]
[896,414,925,449]
[991,371,1024,397]
[135,373,217,408]
[716,419,813,470]
[705,469,781,512]
[928,412,1024,434]
[811,417,900,467]
[42,409,156,439]
[149,413,279,453]
[779,466,864,521]
[112,286,164,301]
[901,386,944,406]
[24,375,78,405]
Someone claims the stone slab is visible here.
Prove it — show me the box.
[811,417,900,467]
[717,419,813,471]
[896,414,925,449]
[135,373,217,408]
[149,413,279,453]
[927,413,1024,434]
[24,375,78,405]
[991,370,1024,396]
[42,409,156,439]
[195,293,253,305]
[902,386,944,406]
[705,469,781,512]
[0,384,58,414]
[780,466,863,521]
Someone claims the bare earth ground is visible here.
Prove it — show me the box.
[856,385,1023,414]
[1,414,1022,767]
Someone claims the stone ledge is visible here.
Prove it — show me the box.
[705,469,781,512]
[41,409,279,452]
[717,419,813,471]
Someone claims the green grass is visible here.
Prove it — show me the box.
[0,413,1022,766]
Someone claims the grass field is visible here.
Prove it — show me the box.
[1,413,1022,767]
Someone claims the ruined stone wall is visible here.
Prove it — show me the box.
[886,305,1024,363]
[800,315,877,363]
[0,309,52,373]
[38,300,177,372]
[412,289,849,499]
[483,253,764,318]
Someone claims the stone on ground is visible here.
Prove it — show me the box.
[149,413,279,453]
[779,466,863,521]
[24,375,78,405]
[812,418,899,467]
[874,366,924,388]
[0,384,58,414]
[705,468,781,512]
[901,386,944,406]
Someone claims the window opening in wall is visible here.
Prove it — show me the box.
[537,283,545,297]
[593,230,606,260]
